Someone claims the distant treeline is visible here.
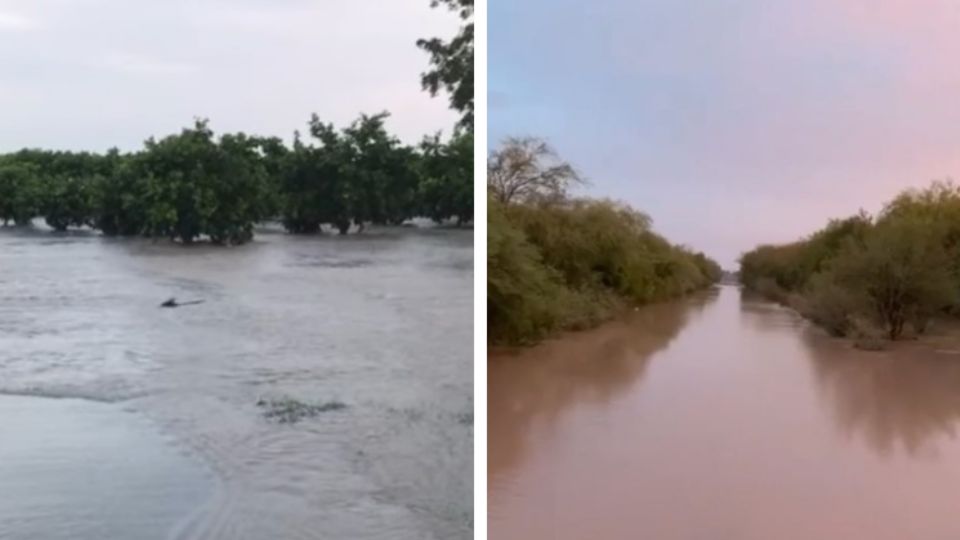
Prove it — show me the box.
[740,181,960,344]
[488,137,721,345]
[0,114,472,244]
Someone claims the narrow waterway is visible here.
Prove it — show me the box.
[489,285,960,540]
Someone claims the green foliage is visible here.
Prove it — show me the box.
[742,181,960,341]
[419,132,473,225]
[279,128,342,234]
[39,174,96,231]
[880,180,960,289]
[275,113,471,234]
[0,114,473,241]
[488,196,577,343]
[504,199,717,305]
[801,272,862,337]
[691,251,724,285]
[0,163,40,225]
[93,157,147,236]
[488,154,721,344]
[830,217,954,339]
[340,112,415,227]
[118,120,270,245]
[418,0,474,131]
[739,213,871,293]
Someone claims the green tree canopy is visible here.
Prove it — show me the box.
[418,0,474,131]
[741,181,960,341]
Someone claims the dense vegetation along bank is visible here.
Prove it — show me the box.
[740,181,960,344]
[487,138,722,345]
[0,0,474,245]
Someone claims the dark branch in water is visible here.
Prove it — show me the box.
[160,297,205,308]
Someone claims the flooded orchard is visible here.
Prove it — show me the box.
[0,224,473,540]
[489,285,960,540]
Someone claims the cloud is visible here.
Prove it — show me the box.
[0,0,460,151]
[0,10,36,30]
[96,52,198,76]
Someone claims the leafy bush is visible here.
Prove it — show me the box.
[488,193,720,344]
[488,197,579,343]
[742,181,960,341]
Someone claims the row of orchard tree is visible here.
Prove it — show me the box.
[0,114,473,244]
[487,137,722,345]
[740,181,960,343]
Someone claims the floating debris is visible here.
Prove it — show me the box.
[256,397,347,424]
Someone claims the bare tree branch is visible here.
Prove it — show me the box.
[487,137,586,205]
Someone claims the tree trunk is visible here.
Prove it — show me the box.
[887,311,905,340]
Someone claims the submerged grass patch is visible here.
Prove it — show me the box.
[256,397,347,424]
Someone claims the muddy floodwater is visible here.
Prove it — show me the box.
[489,285,960,540]
[0,224,473,540]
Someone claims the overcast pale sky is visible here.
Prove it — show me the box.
[0,0,459,152]
[490,0,960,268]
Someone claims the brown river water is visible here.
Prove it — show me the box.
[489,285,960,540]
[0,223,473,540]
